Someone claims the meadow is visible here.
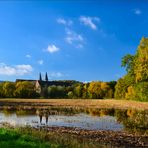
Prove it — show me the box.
[0,99,148,110]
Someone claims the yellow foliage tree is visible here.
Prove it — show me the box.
[134,37,148,82]
[125,86,135,100]
[88,81,112,99]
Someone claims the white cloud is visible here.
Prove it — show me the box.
[46,44,60,53]
[65,28,84,46]
[79,16,100,30]
[57,18,66,25]
[0,63,33,76]
[26,54,31,58]
[38,60,44,65]
[57,18,73,26]
[134,9,142,15]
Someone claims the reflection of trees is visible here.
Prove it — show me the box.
[2,110,35,117]
[2,110,14,116]
[115,109,148,132]
[87,108,115,117]
[16,110,35,117]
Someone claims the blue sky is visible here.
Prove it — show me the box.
[0,0,147,82]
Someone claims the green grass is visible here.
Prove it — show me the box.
[0,128,61,148]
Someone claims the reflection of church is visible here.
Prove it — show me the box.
[37,110,49,124]
[36,109,57,125]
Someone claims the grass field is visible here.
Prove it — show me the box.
[0,128,61,148]
[0,99,147,110]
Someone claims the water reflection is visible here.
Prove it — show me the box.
[36,110,58,124]
[0,108,147,133]
[115,109,148,133]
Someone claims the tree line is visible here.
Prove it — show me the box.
[0,81,39,98]
[0,80,116,99]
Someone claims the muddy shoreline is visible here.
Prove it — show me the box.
[33,126,148,147]
[1,122,147,148]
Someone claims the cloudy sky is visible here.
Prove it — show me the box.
[0,0,147,82]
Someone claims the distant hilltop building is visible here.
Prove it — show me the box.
[16,72,80,94]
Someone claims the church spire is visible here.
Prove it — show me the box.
[39,72,42,81]
[45,72,48,81]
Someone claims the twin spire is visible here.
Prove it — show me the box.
[39,72,48,81]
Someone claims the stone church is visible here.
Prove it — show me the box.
[16,72,77,94]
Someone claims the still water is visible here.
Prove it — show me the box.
[0,108,147,148]
[0,108,147,132]
[0,112,123,131]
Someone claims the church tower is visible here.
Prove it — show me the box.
[45,72,48,81]
[39,72,42,81]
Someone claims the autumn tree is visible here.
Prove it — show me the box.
[115,37,148,101]
[82,83,90,99]
[134,37,148,82]
[2,82,15,98]
[15,81,39,98]
[73,84,83,98]
[88,81,113,99]
[115,74,135,99]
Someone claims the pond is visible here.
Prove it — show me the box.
[0,108,147,133]
[0,112,123,131]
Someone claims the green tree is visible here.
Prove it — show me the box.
[115,74,135,99]
[67,91,74,99]
[108,81,117,98]
[134,82,148,101]
[56,86,66,98]
[41,86,48,98]
[48,85,66,98]
[3,82,15,98]
[122,54,135,74]
[0,83,4,97]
